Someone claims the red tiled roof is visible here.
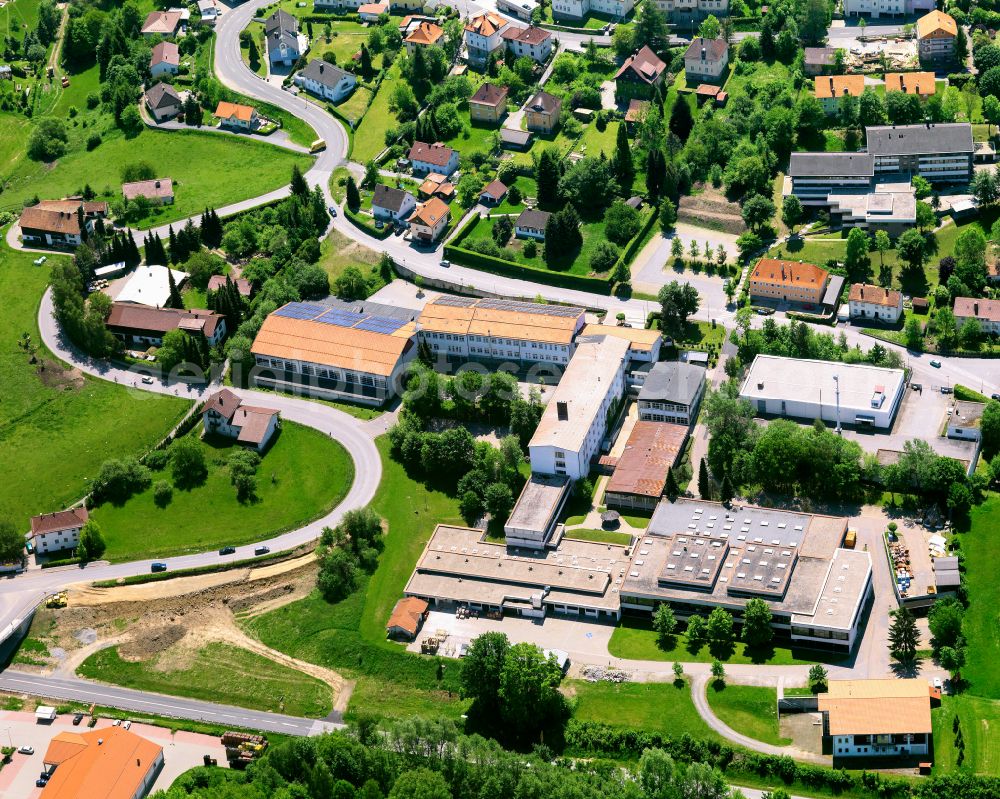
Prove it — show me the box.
[31,508,88,536]
[387,597,428,636]
[408,141,456,167]
[616,45,667,85]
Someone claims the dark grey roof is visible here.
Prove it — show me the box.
[500,128,532,145]
[299,59,351,88]
[637,361,705,406]
[789,152,874,178]
[145,81,181,109]
[265,8,298,34]
[373,183,413,213]
[516,208,551,230]
[865,123,974,157]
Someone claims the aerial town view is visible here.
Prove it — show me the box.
[1,0,1000,796]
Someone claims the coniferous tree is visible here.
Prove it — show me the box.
[669,97,694,143]
[613,123,635,195]
[888,607,919,663]
[167,225,179,264]
[125,231,141,268]
[698,459,711,500]
[145,233,166,265]
[646,148,666,200]
[346,176,361,212]
[360,43,373,80]
[665,467,680,501]
[290,164,310,199]
[536,149,561,207]
[165,268,184,309]
[720,470,734,504]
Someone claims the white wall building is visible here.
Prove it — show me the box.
[29,508,88,555]
[417,296,586,366]
[739,354,906,430]
[819,680,933,758]
[551,0,634,20]
[843,0,934,18]
[848,284,904,324]
[529,336,629,479]
[953,297,1000,335]
[653,0,729,24]
[294,60,357,102]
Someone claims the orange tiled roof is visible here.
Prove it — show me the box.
[751,258,828,289]
[213,101,255,122]
[884,72,936,95]
[405,21,443,45]
[814,74,865,99]
[916,10,957,39]
[465,11,506,37]
[40,727,163,799]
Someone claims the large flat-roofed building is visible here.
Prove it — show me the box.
[637,361,706,425]
[749,259,829,307]
[604,421,688,511]
[818,679,934,757]
[251,301,417,406]
[504,474,571,549]
[865,123,973,183]
[40,726,164,799]
[825,183,916,235]
[579,323,662,364]
[529,336,630,479]
[788,153,875,205]
[740,354,906,429]
[417,296,585,366]
[404,498,872,649]
[620,499,872,651]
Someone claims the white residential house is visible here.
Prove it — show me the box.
[684,37,728,82]
[501,25,553,63]
[201,389,280,452]
[409,198,450,243]
[843,0,934,18]
[144,82,183,122]
[408,141,459,176]
[653,0,729,24]
[149,41,180,78]
[848,284,904,324]
[947,401,985,442]
[294,60,357,102]
[372,184,417,223]
[515,208,551,240]
[266,9,302,66]
[551,0,634,20]
[197,0,220,24]
[464,12,509,66]
[953,297,1000,335]
[29,508,88,556]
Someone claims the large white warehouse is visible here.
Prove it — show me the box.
[739,355,905,430]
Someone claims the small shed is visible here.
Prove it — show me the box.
[386,597,429,640]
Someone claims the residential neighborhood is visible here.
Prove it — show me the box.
[2,0,1000,797]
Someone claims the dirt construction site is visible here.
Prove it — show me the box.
[12,553,350,714]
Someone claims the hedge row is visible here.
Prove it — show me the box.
[90,547,303,588]
[614,206,658,282]
[444,243,612,294]
[41,557,81,569]
[346,207,393,239]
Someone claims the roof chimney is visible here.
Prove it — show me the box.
[557,401,568,421]
[974,302,979,315]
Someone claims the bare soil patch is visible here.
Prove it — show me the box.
[677,186,746,236]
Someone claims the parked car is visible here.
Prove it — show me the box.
[933,676,943,690]
[141,376,154,384]
[150,562,167,573]
[992,393,1000,401]
[123,720,132,730]
[254,546,270,556]
[440,260,450,268]
[219,546,236,556]
[36,779,47,788]
[113,719,122,726]
[930,359,942,368]
[18,745,33,755]
[910,383,922,391]
[72,713,84,726]
[328,206,338,217]
[941,386,953,394]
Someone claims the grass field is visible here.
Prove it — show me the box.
[569,679,722,743]
[956,496,1000,699]
[0,241,189,523]
[239,22,267,77]
[335,86,374,125]
[459,213,619,277]
[564,528,633,545]
[931,694,1000,774]
[309,21,384,70]
[575,119,620,159]
[442,108,499,159]
[2,128,311,229]
[89,422,354,562]
[77,642,333,717]
[0,0,40,40]
[0,113,30,179]
[706,684,790,746]
[240,437,469,721]
[608,617,843,666]
[352,64,402,162]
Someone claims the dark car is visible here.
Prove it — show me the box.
[993,393,1000,401]
[219,546,236,556]
[36,779,48,788]
[254,546,270,556]
[151,562,167,573]
[72,713,84,725]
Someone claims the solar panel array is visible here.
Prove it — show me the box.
[477,298,584,318]
[432,295,477,308]
[273,302,407,337]
[275,302,326,321]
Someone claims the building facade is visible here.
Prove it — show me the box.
[501,25,553,63]
[525,90,561,134]
[684,38,728,83]
[528,336,629,479]
[637,361,706,425]
[29,508,88,555]
[265,9,301,66]
[953,297,1000,335]
[819,680,933,758]
[916,10,957,63]
[843,0,934,17]
[865,123,973,183]
[464,12,509,66]
[749,259,830,306]
[202,388,280,451]
[469,82,508,124]
[551,0,634,20]
[408,141,459,176]
[653,0,729,25]
[106,304,227,348]
[294,60,357,102]
[848,284,904,323]
[515,208,551,240]
[814,75,865,115]
[615,45,668,101]
[372,184,417,222]
[409,197,450,242]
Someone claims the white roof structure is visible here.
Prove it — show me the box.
[113,264,188,307]
[529,336,629,453]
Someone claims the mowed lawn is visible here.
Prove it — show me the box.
[956,496,1000,699]
[0,242,188,523]
[931,694,1000,775]
[353,64,403,162]
[569,680,722,744]
[77,642,333,718]
[705,684,790,747]
[2,128,312,229]
[0,113,30,177]
[608,617,844,666]
[89,422,354,561]
[0,0,40,39]
[309,21,382,69]
[241,437,470,722]
[575,119,620,158]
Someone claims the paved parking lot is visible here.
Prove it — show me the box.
[0,711,228,798]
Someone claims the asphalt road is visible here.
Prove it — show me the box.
[0,671,340,736]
